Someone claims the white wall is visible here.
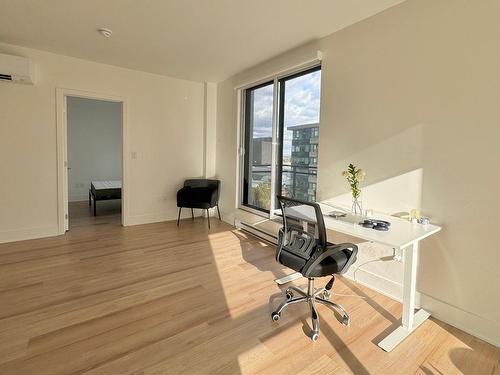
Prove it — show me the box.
[67,97,122,202]
[0,42,206,243]
[215,0,500,345]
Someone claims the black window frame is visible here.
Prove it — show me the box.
[240,65,321,214]
[242,80,274,213]
[275,65,321,208]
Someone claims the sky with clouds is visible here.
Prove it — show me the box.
[251,69,321,157]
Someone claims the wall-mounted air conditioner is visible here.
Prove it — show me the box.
[0,52,35,84]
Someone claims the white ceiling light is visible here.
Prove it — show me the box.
[97,28,112,38]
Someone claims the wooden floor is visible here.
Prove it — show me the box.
[0,205,498,375]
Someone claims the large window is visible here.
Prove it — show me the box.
[242,81,274,211]
[241,65,321,214]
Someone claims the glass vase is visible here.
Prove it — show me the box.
[351,195,363,216]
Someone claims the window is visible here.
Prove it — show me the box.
[240,65,321,214]
[241,81,274,211]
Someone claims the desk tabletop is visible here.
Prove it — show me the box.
[285,202,441,249]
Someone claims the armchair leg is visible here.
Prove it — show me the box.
[191,208,194,220]
[207,209,211,229]
[217,204,221,220]
[177,207,182,226]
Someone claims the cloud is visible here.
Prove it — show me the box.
[251,84,274,138]
[250,70,321,156]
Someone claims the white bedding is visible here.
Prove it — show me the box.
[92,180,122,190]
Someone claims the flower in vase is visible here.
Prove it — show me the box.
[342,163,365,200]
[355,169,366,181]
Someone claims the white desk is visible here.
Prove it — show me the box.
[282,202,441,352]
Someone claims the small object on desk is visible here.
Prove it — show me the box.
[418,217,430,225]
[328,211,347,218]
[360,219,391,231]
[410,208,421,223]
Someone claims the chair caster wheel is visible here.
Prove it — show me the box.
[271,312,281,322]
[285,290,294,301]
[342,315,350,326]
[322,290,331,300]
[310,331,319,342]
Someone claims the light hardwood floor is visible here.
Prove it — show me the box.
[0,203,498,374]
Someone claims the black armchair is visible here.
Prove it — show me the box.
[176,179,221,228]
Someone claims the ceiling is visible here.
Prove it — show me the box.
[0,0,406,82]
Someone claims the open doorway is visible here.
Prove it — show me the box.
[57,89,126,232]
[67,96,122,228]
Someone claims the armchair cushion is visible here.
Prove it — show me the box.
[176,179,220,209]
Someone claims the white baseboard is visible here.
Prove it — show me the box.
[341,266,499,347]
[343,266,404,303]
[0,225,59,244]
[125,210,206,226]
[125,212,176,226]
[419,293,500,348]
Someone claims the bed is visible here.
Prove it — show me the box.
[89,180,122,216]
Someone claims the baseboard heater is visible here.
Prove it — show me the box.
[234,219,278,245]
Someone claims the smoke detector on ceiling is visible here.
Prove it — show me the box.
[97,28,113,38]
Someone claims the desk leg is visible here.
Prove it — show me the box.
[378,241,431,352]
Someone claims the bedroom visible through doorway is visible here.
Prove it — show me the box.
[66,96,123,229]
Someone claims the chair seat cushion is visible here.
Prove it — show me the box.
[308,249,351,277]
[278,248,352,277]
[177,187,215,208]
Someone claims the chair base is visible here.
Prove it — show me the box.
[271,277,350,341]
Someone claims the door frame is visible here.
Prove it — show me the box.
[56,88,128,233]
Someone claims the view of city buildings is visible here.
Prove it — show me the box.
[249,122,319,207]
[286,123,318,202]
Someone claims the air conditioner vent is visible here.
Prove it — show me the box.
[0,53,34,84]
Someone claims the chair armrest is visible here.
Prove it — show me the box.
[302,243,358,277]
[177,186,191,201]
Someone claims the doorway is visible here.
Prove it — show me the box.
[56,89,127,232]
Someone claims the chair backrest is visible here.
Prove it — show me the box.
[184,179,220,200]
[276,196,327,262]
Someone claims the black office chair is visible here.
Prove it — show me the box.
[176,179,221,229]
[271,195,358,341]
